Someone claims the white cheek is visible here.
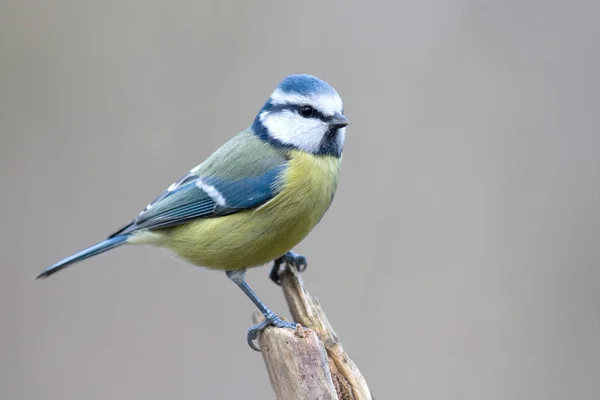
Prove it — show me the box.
[262,111,327,153]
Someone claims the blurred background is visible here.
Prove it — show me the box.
[2,1,599,399]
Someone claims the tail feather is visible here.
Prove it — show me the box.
[35,235,129,279]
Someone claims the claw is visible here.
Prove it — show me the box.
[247,315,298,351]
[269,257,284,285]
[226,269,300,351]
[269,251,308,285]
[247,320,268,351]
[293,254,308,272]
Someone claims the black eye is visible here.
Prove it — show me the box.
[299,106,315,118]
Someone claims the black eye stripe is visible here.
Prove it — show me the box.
[266,103,331,122]
[292,104,327,121]
[299,106,327,121]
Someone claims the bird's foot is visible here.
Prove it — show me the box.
[269,251,307,285]
[247,312,297,351]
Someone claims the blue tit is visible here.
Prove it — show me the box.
[36,74,349,350]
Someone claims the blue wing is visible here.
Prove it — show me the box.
[110,164,286,236]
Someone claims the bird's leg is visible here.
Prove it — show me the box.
[269,251,307,285]
[226,269,297,351]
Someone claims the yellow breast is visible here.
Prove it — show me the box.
[163,150,341,270]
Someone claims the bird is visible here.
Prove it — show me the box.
[36,74,348,351]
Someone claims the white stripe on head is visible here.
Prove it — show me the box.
[269,89,343,117]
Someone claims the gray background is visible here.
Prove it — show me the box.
[2,1,599,399]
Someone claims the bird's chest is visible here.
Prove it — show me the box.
[164,151,341,269]
[257,151,341,233]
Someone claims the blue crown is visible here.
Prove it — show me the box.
[276,74,337,96]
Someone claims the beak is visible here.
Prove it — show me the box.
[329,113,349,129]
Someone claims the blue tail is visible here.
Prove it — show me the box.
[35,235,129,279]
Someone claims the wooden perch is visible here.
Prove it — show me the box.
[253,264,372,400]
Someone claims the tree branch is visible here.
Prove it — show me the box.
[253,264,372,400]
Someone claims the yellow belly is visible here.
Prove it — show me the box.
[161,151,341,270]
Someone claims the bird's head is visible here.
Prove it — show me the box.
[252,74,348,157]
